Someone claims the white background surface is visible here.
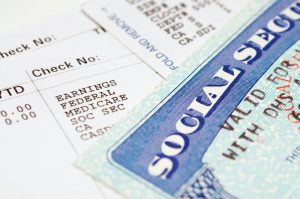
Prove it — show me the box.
[0,0,87,31]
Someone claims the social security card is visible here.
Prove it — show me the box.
[76,1,300,198]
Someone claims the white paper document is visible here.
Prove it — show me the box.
[83,0,252,77]
[0,12,162,199]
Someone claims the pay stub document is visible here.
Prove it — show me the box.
[83,0,252,77]
[0,11,162,199]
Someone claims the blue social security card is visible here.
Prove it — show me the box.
[76,0,300,198]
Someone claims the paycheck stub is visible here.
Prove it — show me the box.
[0,11,106,199]
[84,0,257,78]
[0,11,162,199]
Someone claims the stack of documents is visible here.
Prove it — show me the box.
[1,0,300,198]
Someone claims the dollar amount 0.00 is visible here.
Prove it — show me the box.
[0,104,37,125]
